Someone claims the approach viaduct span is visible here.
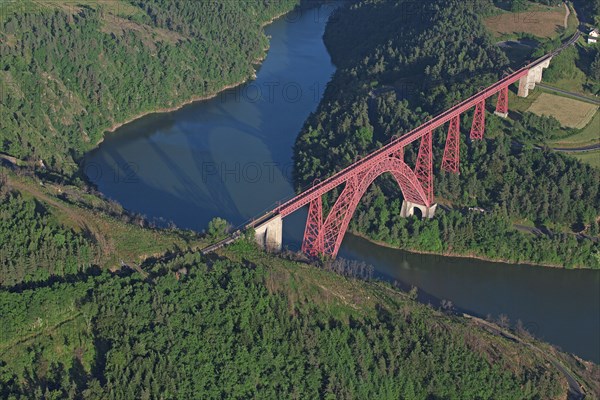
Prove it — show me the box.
[203,33,580,259]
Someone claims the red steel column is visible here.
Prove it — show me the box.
[414,130,433,205]
[301,196,324,256]
[470,100,485,140]
[495,86,509,117]
[441,115,460,174]
[392,146,404,161]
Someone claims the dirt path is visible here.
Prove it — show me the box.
[0,312,82,356]
[564,2,570,29]
[8,178,112,259]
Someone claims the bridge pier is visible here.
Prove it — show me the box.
[518,57,552,97]
[400,201,437,219]
[254,215,282,252]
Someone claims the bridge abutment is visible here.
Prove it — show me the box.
[254,215,283,252]
[400,201,437,219]
[517,57,552,97]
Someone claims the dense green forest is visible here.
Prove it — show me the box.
[575,0,600,25]
[0,170,206,287]
[0,1,598,398]
[0,189,95,286]
[0,0,297,173]
[2,239,594,399]
[294,0,600,268]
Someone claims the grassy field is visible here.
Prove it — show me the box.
[484,2,569,39]
[572,150,600,168]
[509,86,542,113]
[527,92,598,128]
[549,111,600,148]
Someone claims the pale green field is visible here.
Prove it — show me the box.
[527,93,598,129]
[573,150,600,168]
[549,112,600,148]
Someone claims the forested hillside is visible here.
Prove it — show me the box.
[1,239,597,399]
[0,0,304,285]
[0,0,297,173]
[0,1,598,398]
[294,0,600,268]
[0,171,204,287]
[0,190,94,285]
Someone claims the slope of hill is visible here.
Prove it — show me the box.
[0,0,297,173]
[293,0,600,268]
[1,238,598,399]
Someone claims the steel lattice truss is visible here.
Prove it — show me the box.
[269,53,557,258]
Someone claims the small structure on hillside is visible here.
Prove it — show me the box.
[588,28,599,44]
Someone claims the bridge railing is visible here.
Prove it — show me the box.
[201,31,581,254]
[274,30,581,217]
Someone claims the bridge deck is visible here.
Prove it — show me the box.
[275,31,579,217]
[200,31,580,255]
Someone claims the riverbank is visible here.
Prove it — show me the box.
[100,80,249,140]
[347,230,577,270]
[97,10,294,146]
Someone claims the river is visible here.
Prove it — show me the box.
[84,5,600,363]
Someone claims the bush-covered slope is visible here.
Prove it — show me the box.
[293,0,600,267]
[0,171,204,287]
[0,0,297,172]
[2,240,596,399]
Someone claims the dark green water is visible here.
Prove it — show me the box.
[84,6,600,363]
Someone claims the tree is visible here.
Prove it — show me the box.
[590,51,600,82]
[207,217,230,239]
[510,0,527,12]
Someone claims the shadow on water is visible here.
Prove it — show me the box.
[84,4,337,232]
[83,3,599,363]
[339,234,600,362]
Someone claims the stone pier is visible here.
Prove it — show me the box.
[254,215,282,252]
[400,201,437,219]
[518,57,552,97]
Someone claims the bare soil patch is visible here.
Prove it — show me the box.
[484,6,567,38]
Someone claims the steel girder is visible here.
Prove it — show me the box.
[470,100,486,140]
[441,115,461,174]
[301,196,324,256]
[496,86,509,115]
[301,156,428,258]
[415,130,433,205]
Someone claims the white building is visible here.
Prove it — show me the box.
[588,28,599,44]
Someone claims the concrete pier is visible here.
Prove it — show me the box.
[400,201,437,219]
[518,57,552,97]
[254,215,282,251]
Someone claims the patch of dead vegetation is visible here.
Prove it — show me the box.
[100,14,186,51]
[40,72,86,126]
[484,6,566,38]
[0,70,24,100]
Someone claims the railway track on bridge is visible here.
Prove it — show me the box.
[272,31,581,218]
[200,30,582,256]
